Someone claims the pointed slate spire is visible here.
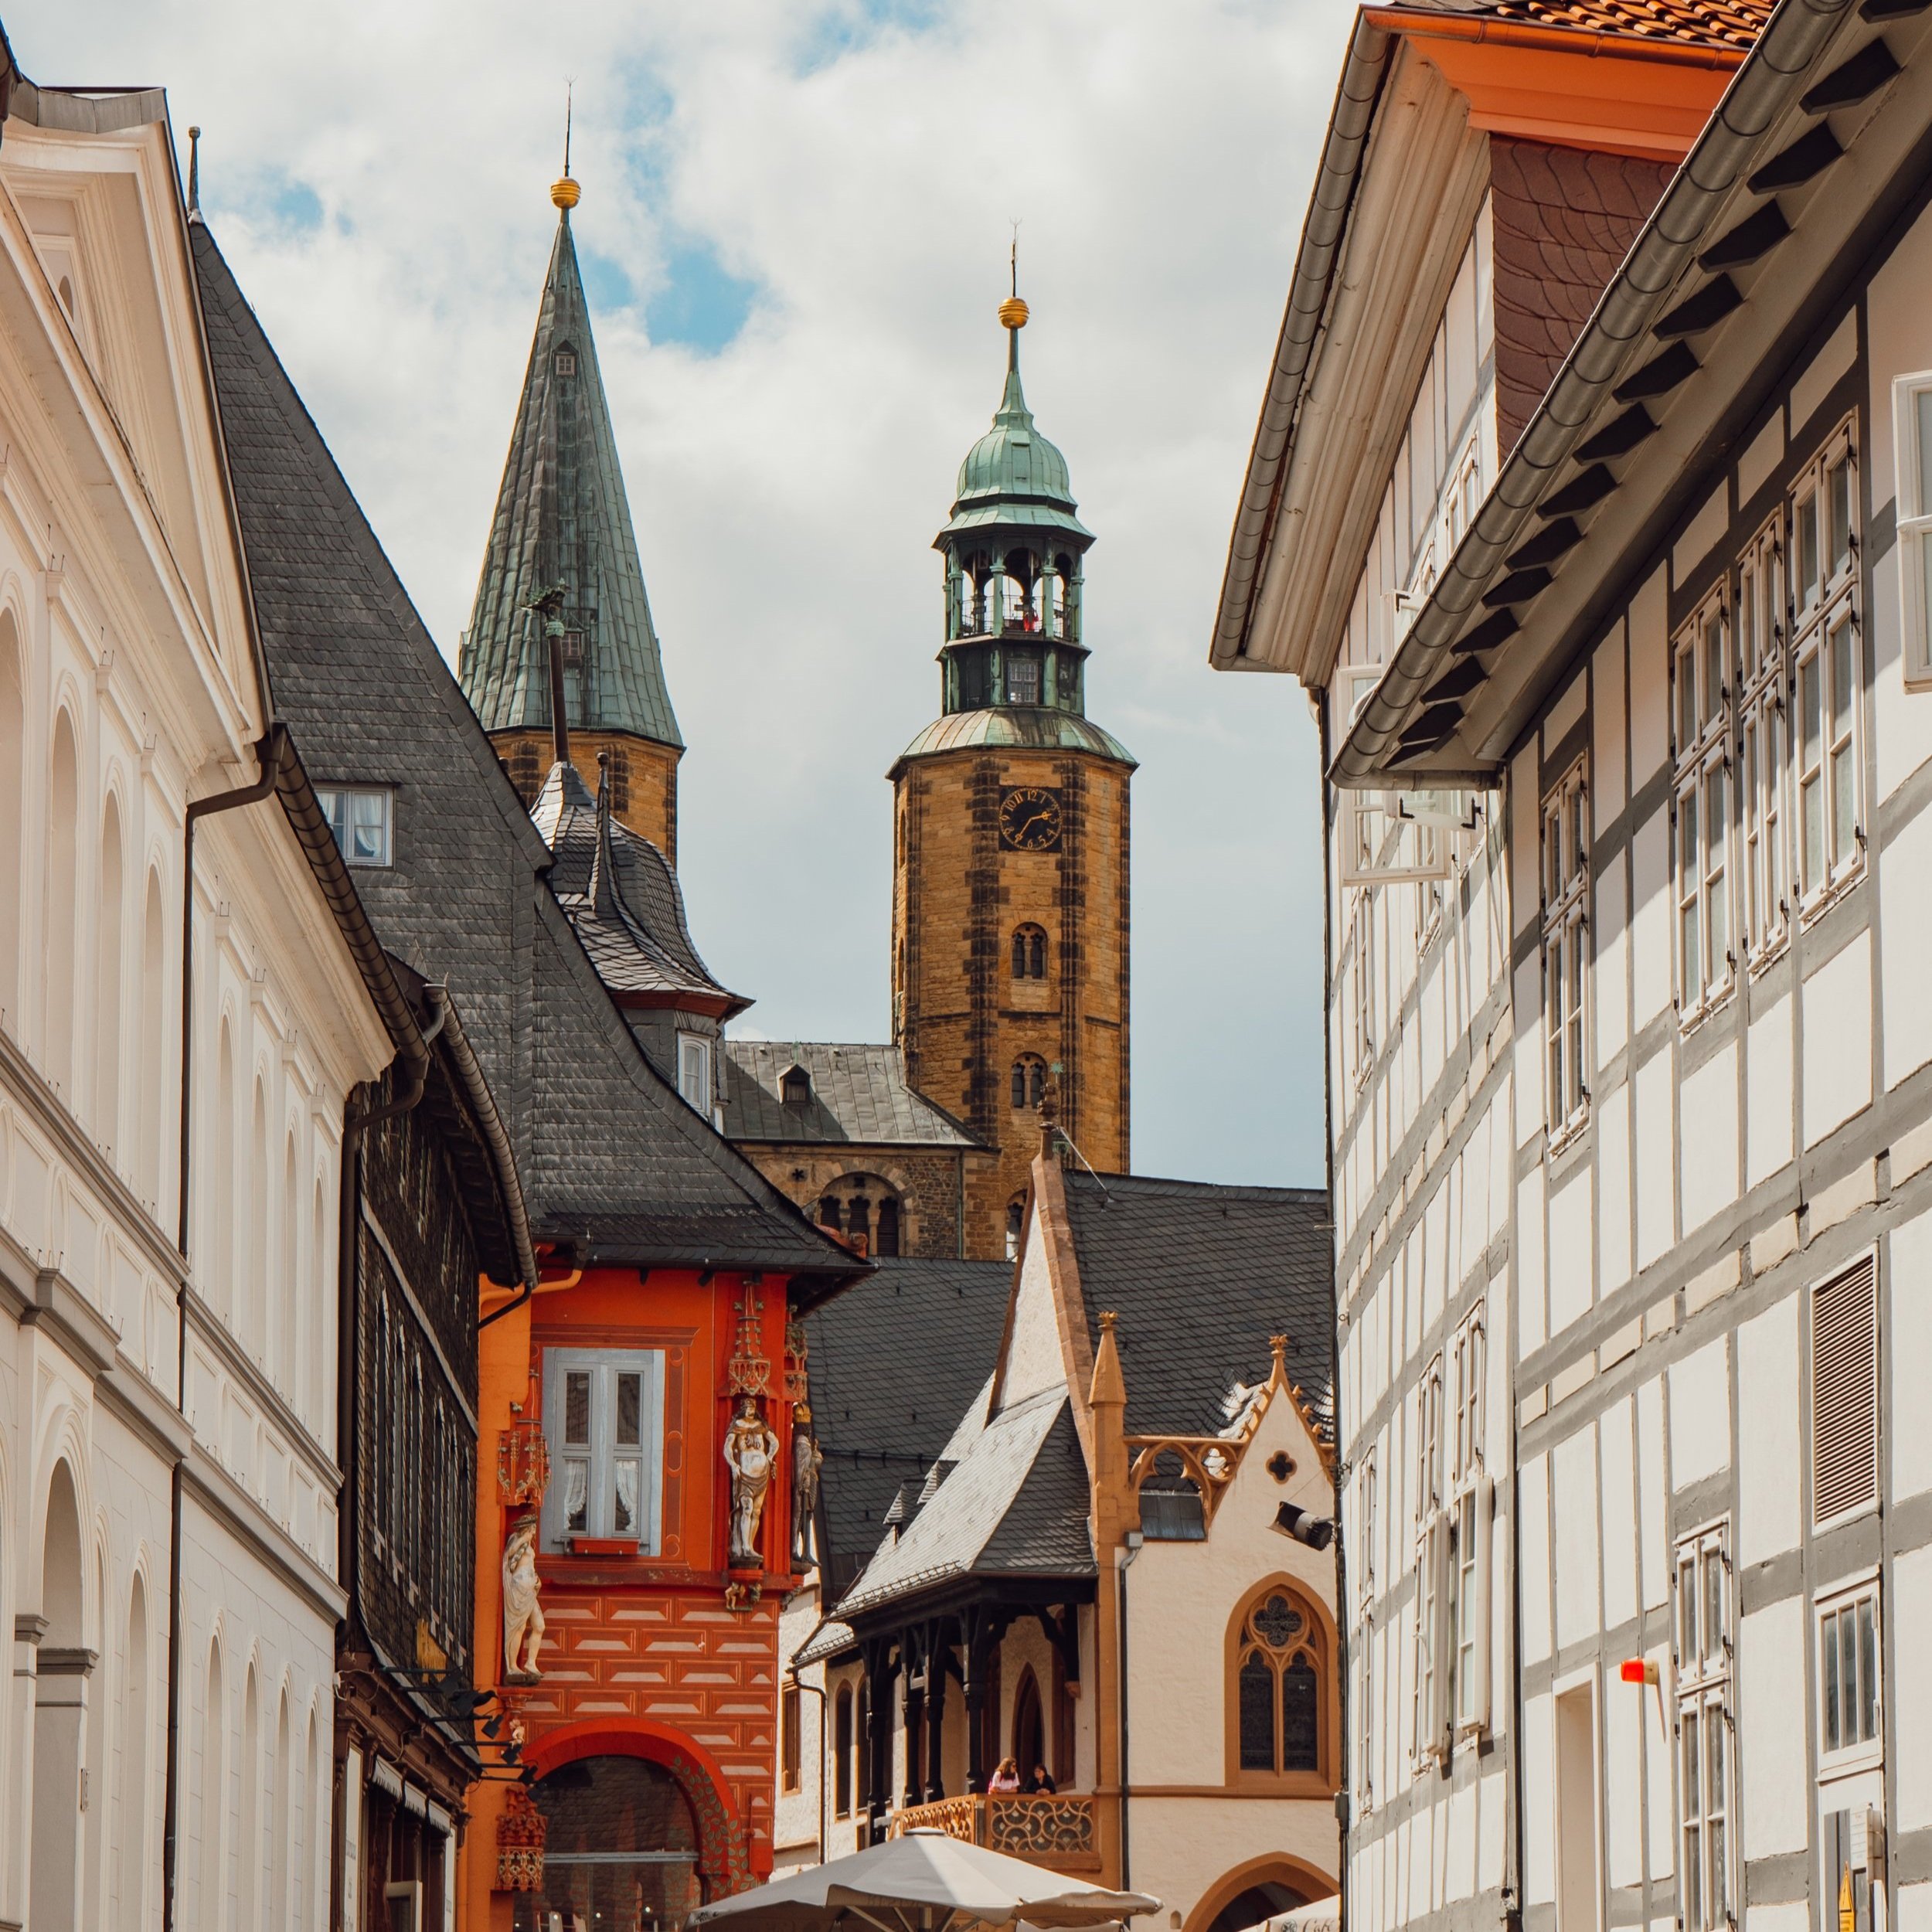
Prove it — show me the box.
[460,182,682,751]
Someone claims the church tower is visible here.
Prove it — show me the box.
[459,170,685,859]
[891,291,1134,1254]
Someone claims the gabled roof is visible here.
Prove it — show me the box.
[834,1385,1095,1619]
[722,1042,982,1148]
[1385,0,1767,49]
[1334,0,1918,786]
[801,1255,1014,1597]
[459,198,682,750]
[189,216,862,1286]
[1056,1172,1335,1439]
[532,758,747,1017]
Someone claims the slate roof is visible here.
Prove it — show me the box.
[834,1385,1096,1619]
[458,205,682,749]
[801,1256,1013,1598]
[190,217,861,1284]
[1056,1172,1334,1440]
[532,758,747,1015]
[1387,0,1768,49]
[723,1043,982,1148]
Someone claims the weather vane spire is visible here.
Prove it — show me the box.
[186,125,202,220]
[998,220,1028,361]
[552,83,580,211]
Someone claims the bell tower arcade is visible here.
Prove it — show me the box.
[889,291,1134,1257]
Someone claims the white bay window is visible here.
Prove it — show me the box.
[541,1348,666,1552]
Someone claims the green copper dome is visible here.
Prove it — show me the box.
[937,336,1092,546]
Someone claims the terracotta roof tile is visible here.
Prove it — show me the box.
[1399,0,1769,49]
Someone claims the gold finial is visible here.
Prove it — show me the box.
[552,82,580,209]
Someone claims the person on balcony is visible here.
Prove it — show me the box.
[988,1757,1021,1792]
[1023,1764,1056,1794]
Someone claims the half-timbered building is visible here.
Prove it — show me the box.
[1215,4,1932,1932]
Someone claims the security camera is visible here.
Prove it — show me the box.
[1271,1502,1335,1550]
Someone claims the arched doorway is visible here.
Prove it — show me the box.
[516,1754,702,1931]
[1009,1667,1042,1779]
[1188,1855,1337,1932]
[32,1461,86,1930]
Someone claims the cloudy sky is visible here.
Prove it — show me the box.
[22,0,1345,1187]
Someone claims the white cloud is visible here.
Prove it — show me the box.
[19,0,1345,1185]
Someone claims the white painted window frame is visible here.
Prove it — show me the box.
[676,1031,713,1114]
[1411,1355,1448,1769]
[1336,665,1455,889]
[1672,587,1735,1019]
[1893,371,1932,687]
[1349,893,1376,1093]
[315,784,393,868]
[1541,757,1591,1141]
[1447,1305,1491,1739]
[1672,1518,1735,1932]
[539,1347,667,1553]
[1790,418,1864,913]
[1815,1570,1883,1777]
[1736,515,1790,963]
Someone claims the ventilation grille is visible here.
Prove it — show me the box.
[1812,1258,1878,1524]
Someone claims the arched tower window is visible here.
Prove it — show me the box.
[818,1196,842,1232]
[845,1194,871,1252]
[876,1196,901,1258]
[1012,923,1048,980]
[1230,1583,1330,1782]
[1011,1055,1047,1111]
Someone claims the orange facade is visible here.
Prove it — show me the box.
[461,1264,806,1928]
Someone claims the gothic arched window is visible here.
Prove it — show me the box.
[1011,1055,1047,1111]
[1012,923,1048,980]
[1230,1583,1328,1783]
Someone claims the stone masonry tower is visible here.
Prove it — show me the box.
[459,169,685,859]
[891,291,1134,1256]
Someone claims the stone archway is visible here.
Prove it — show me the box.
[526,1722,752,1900]
[1185,1854,1338,1932]
[31,1461,87,1930]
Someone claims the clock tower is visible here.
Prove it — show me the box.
[890,292,1134,1255]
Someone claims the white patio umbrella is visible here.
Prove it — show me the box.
[689,1827,1161,1932]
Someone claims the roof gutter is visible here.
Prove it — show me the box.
[1209,18,1394,671]
[1336,0,1859,787]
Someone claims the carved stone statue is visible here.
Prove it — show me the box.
[791,1404,824,1561]
[502,1516,546,1682]
[723,1396,781,1570]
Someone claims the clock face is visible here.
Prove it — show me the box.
[999,787,1063,852]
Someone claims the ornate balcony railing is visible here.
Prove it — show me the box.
[891,1794,1100,1872]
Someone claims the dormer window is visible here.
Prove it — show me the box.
[781,1063,812,1107]
[562,628,584,668]
[317,785,392,866]
[676,1033,713,1114]
[555,347,577,377]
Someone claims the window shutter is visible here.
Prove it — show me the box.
[1812,1259,1879,1524]
[1468,1472,1494,1736]
[1427,1512,1452,1757]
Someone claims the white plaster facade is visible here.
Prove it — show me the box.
[0,81,395,1931]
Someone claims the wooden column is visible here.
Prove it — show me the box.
[923,1619,949,1801]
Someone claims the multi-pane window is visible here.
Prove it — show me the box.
[1817,1579,1881,1764]
[1234,1589,1324,1777]
[1736,516,1788,959]
[1542,759,1590,1137]
[317,785,393,867]
[1349,896,1376,1091]
[540,1348,666,1552]
[677,1032,713,1115]
[1893,374,1932,682]
[1412,1355,1447,1767]
[1673,590,1733,1012]
[1674,1521,1733,1932]
[1447,1307,1491,1736]
[1791,420,1862,906]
